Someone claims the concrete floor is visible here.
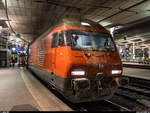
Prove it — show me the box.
[0,67,72,111]
[123,67,150,80]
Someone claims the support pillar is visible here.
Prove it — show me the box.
[132,42,135,59]
[148,47,150,59]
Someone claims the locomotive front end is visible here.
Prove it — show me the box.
[63,28,129,103]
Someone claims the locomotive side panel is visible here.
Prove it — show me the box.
[55,47,72,78]
[30,42,39,67]
[28,33,72,92]
[44,35,53,73]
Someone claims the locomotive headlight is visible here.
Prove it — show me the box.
[112,70,122,74]
[71,71,85,76]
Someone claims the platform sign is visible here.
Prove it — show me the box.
[8,46,24,54]
[0,36,8,39]
[123,48,129,53]
[16,46,24,52]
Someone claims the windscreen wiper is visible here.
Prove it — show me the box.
[104,39,111,52]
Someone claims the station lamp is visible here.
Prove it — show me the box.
[81,22,90,26]
[12,47,16,51]
[124,35,127,40]
[0,26,2,33]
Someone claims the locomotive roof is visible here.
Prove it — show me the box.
[30,17,108,45]
[55,17,106,30]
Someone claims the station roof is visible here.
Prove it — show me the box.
[0,0,150,46]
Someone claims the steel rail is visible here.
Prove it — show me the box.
[104,99,130,111]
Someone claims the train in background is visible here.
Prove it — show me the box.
[27,17,129,103]
[0,49,11,67]
[0,37,11,67]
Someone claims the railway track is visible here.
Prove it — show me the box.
[110,76,150,111]
[49,89,130,111]
[125,76,150,87]
[48,89,131,111]
[67,76,150,111]
[68,99,130,111]
[114,88,150,111]
[44,89,129,111]
[103,99,130,111]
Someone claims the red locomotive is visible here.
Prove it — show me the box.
[28,17,129,103]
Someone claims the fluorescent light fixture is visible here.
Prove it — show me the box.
[112,70,122,74]
[5,20,16,28]
[99,21,112,27]
[73,78,88,81]
[0,26,2,33]
[0,26,2,30]
[12,48,16,51]
[81,22,90,26]
[71,70,85,76]
[119,48,123,53]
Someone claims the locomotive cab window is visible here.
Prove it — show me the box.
[52,32,68,48]
[57,32,65,47]
[51,33,57,48]
[65,30,116,52]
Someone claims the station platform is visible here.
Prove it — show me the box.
[0,67,72,111]
[123,62,150,69]
[123,67,150,80]
[123,62,150,66]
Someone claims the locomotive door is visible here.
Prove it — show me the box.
[51,33,57,73]
[51,32,65,74]
[53,31,65,76]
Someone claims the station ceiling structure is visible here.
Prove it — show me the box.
[0,0,150,47]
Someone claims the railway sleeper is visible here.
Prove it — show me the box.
[137,99,150,108]
[119,86,150,97]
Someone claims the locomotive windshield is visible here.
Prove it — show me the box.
[65,30,116,52]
